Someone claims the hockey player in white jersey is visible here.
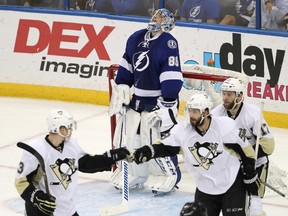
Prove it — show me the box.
[133,92,261,216]
[211,78,275,216]
[15,109,130,216]
[109,8,183,192]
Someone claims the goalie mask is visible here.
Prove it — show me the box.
[180,202,208,216]
[47,109,76,138]
[147,8,175,33]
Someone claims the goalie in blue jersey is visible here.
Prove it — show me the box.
[109,8,183,193]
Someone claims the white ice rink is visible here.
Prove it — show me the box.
[1,97,287,215]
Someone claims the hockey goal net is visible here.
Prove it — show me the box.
[107,64,288,198]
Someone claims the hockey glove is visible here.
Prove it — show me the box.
[147,97,178,133]
[31,189,56,215]
[241,158,261,195]
[133,145,155,164]
[108,80,130,116]
[104,147,131,164]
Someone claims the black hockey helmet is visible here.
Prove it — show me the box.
[180,201,208,216]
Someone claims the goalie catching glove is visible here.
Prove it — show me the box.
[31,189,56,215]
[108,80,130,116]
[241,158,261,195]
[147,97,178,133]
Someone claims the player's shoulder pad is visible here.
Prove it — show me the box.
[241,103,261,121]
[212,116,237,135]
[128,29,147,40]
[159,33,178,48]
[210,104,225,116]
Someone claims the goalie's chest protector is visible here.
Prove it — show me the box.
[163,117,241,195]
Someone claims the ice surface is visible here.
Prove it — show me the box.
[1,97,287,215]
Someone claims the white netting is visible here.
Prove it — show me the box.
[266,161,288,197]
[177,64,249,123]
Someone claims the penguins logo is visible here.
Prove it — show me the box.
[189,142,223,170]
[50,158,77,189]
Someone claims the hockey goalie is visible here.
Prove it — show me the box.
[108,8,183,193]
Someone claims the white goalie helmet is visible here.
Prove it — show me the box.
[47,109,76,136]
[147,8,175,33]
[186,92,214,113]
[221,78,245,96]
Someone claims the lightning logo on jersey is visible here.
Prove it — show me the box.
[133,51,150,72]
[50,158,77,189]
[189,142,223,170]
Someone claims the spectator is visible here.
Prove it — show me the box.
[179,0,221,23]
[76,0,113,12]
[218,0,237,21]
[147,0,182,18]
[111,0,151,16]
[248,0,288,30]
[220,0,255,26]
[21,0,63,7]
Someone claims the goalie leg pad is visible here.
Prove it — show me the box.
[145,156,181,192]
[256,163,268,198]
[112,111,148,189]
[113,109,140,149]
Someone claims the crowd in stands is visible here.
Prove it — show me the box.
[1,0,287,31]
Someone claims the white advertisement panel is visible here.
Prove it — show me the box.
[0,10,287,117]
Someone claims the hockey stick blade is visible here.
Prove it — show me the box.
[99,161,129,216]
[99,203,128,216]
[17,142,51,196]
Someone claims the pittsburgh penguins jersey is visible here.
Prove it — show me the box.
[15,136,112,215]
[211,103,275,167]
[161,116,251,195]
[115,29,183,112]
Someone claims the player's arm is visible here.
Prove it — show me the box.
[15,154,56,215]
[224,127,261,195]
[252,117,275,157]
[147,38,183,132]
[78,147,131,173]
[109,40,133,116]
[133,128,182,164]
[133,141,180,164]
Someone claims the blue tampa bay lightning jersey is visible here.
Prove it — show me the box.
[115,29,183,112]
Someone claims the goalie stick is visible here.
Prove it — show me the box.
[17,142,51,196]
[101,107,129,215]
[99,160,129,215]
